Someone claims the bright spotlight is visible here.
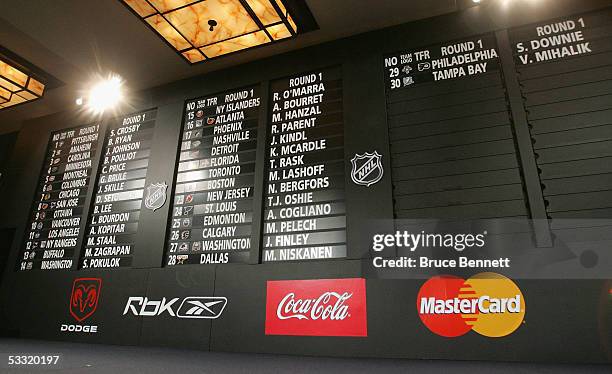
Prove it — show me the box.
[472,0,482,3]
[86,75,124,114]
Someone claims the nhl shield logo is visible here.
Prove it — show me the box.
[351,151,383,187]
[69,278,102,322]
[144,182,168,211]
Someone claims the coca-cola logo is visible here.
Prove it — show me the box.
[265,279,367,337]
[277,292,352,320]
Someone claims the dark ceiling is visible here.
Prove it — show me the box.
[0,0,465,133]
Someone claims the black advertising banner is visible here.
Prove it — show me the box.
[165,86,261,266]
[18,124,101,271]
[262,67,347,262]
[81,109,157,269]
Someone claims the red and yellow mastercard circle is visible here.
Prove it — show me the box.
[417,272,525,338]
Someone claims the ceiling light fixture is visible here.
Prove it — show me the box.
[0,56,45,110]
[82,75,124,114]
[120,0,302,63]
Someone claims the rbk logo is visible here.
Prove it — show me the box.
[69,278,102,322]
[123,296,227,319]
[177,297,227,319]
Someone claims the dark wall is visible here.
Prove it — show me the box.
[0,131,18,211]
[0,131,18,328]
[0,0,610,363]
[0,132,17,170]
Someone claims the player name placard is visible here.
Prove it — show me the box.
[166,86,261,266]
[384,33,500,91]
[263,67,347,262]
[81,109,157,269]
[509,10,608,66]
[18,124,101,271]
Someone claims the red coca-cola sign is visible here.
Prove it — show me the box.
[265,278,367,337]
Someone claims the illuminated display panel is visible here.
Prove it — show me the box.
[0,58,45,109]
[120,0,298,63]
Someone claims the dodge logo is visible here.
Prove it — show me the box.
[69,278,102,322]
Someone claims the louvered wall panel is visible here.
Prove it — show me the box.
[511,9,612,230]
[385,35,528,220]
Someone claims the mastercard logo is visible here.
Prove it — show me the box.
[417,272,525,338]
